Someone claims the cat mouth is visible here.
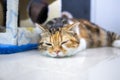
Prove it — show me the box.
[47,52,67,58]
[54,55,65,58]
[40,49,77,58]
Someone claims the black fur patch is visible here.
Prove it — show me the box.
[45,17,69,34]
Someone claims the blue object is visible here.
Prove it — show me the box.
[0,44,38,54]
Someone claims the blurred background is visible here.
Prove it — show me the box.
[0,0,120,34]
[62,0,120,34]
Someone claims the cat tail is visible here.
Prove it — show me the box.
[107,31,120,48]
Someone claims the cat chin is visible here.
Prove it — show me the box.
[40,50,77,58]
[47,52,65,58]
[44,52,67,58]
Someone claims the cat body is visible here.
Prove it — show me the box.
[37,17,120,57]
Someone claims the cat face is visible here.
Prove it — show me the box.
[37,22,80,57]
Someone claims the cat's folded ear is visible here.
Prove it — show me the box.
[35,23,46,32]
[63,22,80,31]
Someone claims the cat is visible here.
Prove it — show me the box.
[36,17,120,57]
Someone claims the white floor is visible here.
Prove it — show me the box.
[0,47,120,80]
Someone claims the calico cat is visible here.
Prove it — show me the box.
[36,17,120,57]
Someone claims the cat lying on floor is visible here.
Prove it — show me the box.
[36,17,120,57]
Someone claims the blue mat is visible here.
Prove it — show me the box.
[0,44,38,54]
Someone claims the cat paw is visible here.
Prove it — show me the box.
[112,40,120,48]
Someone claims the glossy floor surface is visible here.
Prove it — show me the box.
[0,47,120,80]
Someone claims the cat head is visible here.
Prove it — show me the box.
[37,22,80,57]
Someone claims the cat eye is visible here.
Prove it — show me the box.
[61,41,68,45]
[39,42,43,45]
[45,43,52,46]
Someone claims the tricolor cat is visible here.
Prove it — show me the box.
[36,17,120,57]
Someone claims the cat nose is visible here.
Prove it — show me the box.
[55,50,60,54]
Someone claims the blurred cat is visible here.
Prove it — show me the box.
[36,17,120,57]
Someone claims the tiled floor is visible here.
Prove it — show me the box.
[0,47,120,80]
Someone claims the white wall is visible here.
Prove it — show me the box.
[91,0,120,34]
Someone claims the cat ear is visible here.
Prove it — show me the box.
[63,22,80,31]
[35,23,46,32]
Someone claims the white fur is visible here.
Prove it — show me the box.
[75,38,87,53]
[62,45,75,56]
[68,20,74,24]
[112,40,120,48]
[41,50,67,58]
[41,51,57,57]
[62,11,73,19]
[62,38,87,56]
